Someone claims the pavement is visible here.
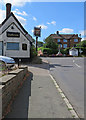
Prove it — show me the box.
[5,60,73,118]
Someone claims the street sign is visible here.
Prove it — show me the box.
[34,27,41,37]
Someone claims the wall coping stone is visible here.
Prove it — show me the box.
[8,69,24,75]
[0,75,16,85]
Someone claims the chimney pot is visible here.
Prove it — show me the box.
[6,3,12,18]
[57,31,59,35]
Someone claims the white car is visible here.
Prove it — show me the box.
[0,56,15,68]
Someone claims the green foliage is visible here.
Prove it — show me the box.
[77,40,86,47]
[38,47,44,52]
[63,48,70,55]
[43,48,58,55]
[76,40,86,56]
[43,48,52,55]
[44,36,58,49]
[38,41,43,47]
[30,45,37,58]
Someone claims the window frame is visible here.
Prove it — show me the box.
[57,39,60,42]
[22,43,27,51]
[63,44,67,48]
[74,39,78,42]
[7,42,19,50]
[63,39,67,42]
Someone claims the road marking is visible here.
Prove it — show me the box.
[73,59,81,68]
[49,74,80,119]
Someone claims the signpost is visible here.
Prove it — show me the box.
[34,27,41,51]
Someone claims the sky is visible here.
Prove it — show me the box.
[0,0,85,42]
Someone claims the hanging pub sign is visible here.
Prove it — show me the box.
[34,27,41,37]
[7,32,20,38]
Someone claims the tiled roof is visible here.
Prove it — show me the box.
[50,34,81,39]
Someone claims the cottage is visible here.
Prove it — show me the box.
[0,3,33,60]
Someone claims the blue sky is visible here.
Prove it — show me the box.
[0,1,85,41]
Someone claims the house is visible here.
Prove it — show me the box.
[49,31,81,49]
[0,3,33,60]
[69,47,78,56]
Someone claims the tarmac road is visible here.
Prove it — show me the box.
[41,57,84,118]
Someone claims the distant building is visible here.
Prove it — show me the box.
[49,31,81,49]
[0,3,33,59]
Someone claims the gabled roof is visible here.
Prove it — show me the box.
[0,12,28,34]
[50,34,81,39]
[0,12,33,43]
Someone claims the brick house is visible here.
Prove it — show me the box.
[49,31,81,49]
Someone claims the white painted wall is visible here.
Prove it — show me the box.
[0,16,31,58]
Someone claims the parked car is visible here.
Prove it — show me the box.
[0,56,15,68]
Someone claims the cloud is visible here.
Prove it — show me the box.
[37,24,48,29]
[0,9,6,23]
[31,29,34,33]
[13,9,28,16]
[47,21,56,25]
[0,9,27,26]
[15,14,26,26]
[80,30,86,36]
[81,37,86,41]
[59,28,74,33]
[33,17,37,21]
[1,0,31,7]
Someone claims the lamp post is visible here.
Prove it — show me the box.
[79,34,82,56]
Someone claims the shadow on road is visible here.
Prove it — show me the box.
[49,64,73,68]
[4,71,33,119]
[22,61,50,70]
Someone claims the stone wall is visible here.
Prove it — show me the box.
[0,66,28,118]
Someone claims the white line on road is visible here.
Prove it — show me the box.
[49,73,80,119]
[73,59,81,68]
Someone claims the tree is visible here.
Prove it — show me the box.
[44,36,58,49]
[76,40,86,48]
[37,41,43,47]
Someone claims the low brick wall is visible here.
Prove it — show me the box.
[0,66,28,117]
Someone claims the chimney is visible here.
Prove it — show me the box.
[6,3,12,18]
[56,31,59,35]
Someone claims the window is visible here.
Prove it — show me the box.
[22,44,27,50]
[7,42,19,50]
[63,39,67,42]
[57,39,60,42]
[74,39,78,42]
[63,44,67,48]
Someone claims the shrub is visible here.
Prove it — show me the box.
[30,45,37,58]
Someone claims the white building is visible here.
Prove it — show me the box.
[0,3,33,59]
[69,47,78,56]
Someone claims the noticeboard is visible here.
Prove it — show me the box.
[34,27,41,37]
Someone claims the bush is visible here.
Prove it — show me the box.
[43,48,52,55]
[30,56,42,64]
[30,45,37,58]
